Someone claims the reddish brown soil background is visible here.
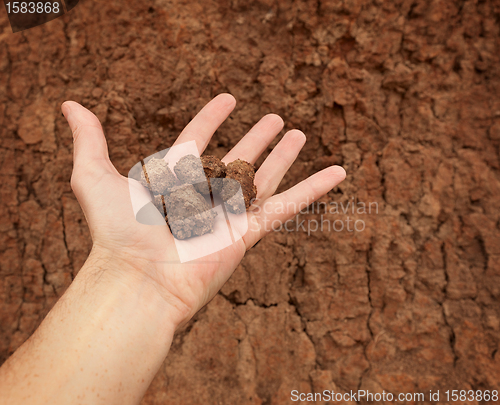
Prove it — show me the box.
[1,0,500,403]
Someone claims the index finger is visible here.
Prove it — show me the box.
[173,94,236,154]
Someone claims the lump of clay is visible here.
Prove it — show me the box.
[173,154,206,190]
[199,155,226,195]
[174,154,226,196]
[152,194,167,221]
[141,157,178,195]
[165,184,217,239]
[220,159,257,214]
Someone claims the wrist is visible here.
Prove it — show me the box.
[4,245,180,404]
[75,245,182,335]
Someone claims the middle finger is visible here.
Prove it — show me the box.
[222,113,284,164]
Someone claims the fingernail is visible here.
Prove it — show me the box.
[334,165,347,179]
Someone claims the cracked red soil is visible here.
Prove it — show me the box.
[1,0,500,403]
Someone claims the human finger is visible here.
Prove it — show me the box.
[243,165,347,248]
[221,113,284,164]
[62,101,115,176]
[173,93,236,154]
[253,129,306,201]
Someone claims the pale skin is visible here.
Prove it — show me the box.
[0,94,346,404]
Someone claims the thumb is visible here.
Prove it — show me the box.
[61,101,114,176]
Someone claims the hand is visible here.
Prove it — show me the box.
[62,94,346,329]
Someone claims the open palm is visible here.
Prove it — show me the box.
[62,94,346,328]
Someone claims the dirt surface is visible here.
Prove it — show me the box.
[1,0,500,403]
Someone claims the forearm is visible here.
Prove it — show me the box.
[0,248,176,405]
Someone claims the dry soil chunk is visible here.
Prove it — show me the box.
[152,194,167,222]
[174,154,226,195]
[221,159,257,214]
[165,184,217,239]
[174,154,205,186]
[200,155,226,195]
[141,157,178,195]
